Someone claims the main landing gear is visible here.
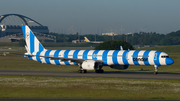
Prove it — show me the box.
[78,69,104,73]
[78,69,87,73]
[95,66,104,73]
[78,65,104,73]
[154,65,158,74]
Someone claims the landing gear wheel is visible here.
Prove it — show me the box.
[100,69,104,73]
[78,70,82,73]
[154,71,158,75]
[82,70,87,73]
[78,70,87,73]
[154,65,159,75]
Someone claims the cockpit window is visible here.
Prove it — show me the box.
[161,56,169,58]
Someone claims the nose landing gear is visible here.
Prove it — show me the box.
[154,65,158,74]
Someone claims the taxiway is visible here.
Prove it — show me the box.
[0,70,179,80]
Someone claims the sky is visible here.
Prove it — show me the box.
[0,0,180,34]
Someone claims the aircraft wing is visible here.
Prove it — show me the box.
[41,55,104,63]
[24,54,104,64]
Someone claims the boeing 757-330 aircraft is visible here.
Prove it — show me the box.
[22,25,174,74]
[84,37,103,43]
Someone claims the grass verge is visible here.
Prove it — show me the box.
[0,76,180,99]
[0,45,180,99]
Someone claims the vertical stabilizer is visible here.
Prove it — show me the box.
[21,25,46,54]
[84,37,90,42]
[120,46,123,50]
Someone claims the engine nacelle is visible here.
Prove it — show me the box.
[81,60,99,70]
[110,65,129,70]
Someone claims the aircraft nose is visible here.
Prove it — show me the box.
[166,58,174,65]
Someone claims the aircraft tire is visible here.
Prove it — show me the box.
[95,70,99,73]
[154,71,158,75]
[78,70,82,73]
[82,70,87,73]
[100,69,104,73]
[82,70,84,73]
[79,70,87,73]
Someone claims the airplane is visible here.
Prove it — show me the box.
[21,25,174,74]
[84,37,103,43]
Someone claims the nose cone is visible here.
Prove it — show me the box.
[166,58,174,65]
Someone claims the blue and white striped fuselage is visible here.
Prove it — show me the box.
[28,50,173,66]
[21,25,174,73]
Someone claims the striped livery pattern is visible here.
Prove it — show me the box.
[21,25,174,72]
[26,50,173,66]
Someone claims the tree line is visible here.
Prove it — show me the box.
[48,30,180,45]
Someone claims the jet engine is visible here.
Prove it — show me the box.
[110,65,129,70]
[81,60,99,70]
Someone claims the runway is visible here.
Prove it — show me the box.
[0,70,180,80]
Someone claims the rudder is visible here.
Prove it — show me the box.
[21,25,46,54]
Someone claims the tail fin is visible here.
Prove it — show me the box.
[84,37,90,42]
[21,25,46,54]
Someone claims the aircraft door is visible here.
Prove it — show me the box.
[154,52,161,66]
[154,53,157,61]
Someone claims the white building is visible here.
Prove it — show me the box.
[102,32,117,36]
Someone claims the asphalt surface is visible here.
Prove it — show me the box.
[0,99,179,101]
[0,70,180,80]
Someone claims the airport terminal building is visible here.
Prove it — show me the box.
[0,25,49,35]
[0,14,55,42]
[0,25,52,42]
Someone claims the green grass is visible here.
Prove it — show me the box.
[0,45,180,73]
[0,42,19,47]
[137,45,180,53]
[0,45,180,99]
[0,76,180,99]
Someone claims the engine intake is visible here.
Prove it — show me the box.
[81,60,99,70]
